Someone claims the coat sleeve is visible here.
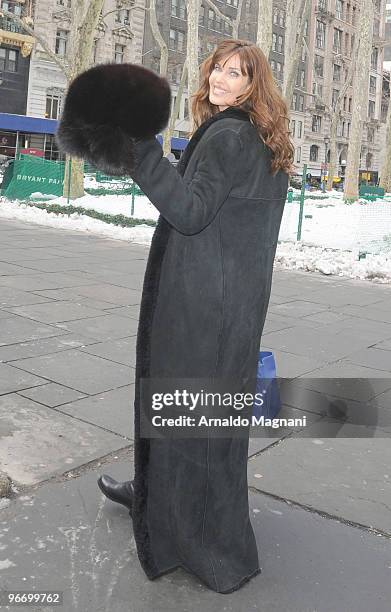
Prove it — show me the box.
[129,128,244,235]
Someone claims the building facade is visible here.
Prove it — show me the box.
[295,0,387,185]
[141,0,388,184]
[25,0,146,157]
[0,0,34,117]
[0,0,388,175]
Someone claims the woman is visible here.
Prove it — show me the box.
[98,39,294,593]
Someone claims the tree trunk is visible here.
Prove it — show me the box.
[149,0,168,77]
[63,156,85,200]
[62,0,105,199]
[232,0,245,39]
[379,94,391,192]
[344,0,374,202]
[282,0,311,108]
[326,34,359,191]
[162,60,188,157]
[186,0,201,118]
[256,0,272,58]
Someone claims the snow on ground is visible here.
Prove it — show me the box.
[274,240,391,283]
[280,194,391,253]
[1,188,391,283]
[31,190,160,221]
[0,198,155,245]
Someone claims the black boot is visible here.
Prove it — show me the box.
[97,474,134,515]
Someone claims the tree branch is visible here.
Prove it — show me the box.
[0,8,71,79]
[101,2,150,20]
[202,0,233,27]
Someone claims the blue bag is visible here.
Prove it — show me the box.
[252,351,281,419]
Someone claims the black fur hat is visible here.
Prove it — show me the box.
[56,63,171,176]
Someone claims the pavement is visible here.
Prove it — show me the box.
[0,217,390,612]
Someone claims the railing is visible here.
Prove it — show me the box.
[0,16,26,34]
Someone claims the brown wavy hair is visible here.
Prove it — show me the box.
[188,39,295,177]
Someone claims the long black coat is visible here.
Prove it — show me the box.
[129,106,288,593]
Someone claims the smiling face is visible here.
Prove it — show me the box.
[208,52,250,111]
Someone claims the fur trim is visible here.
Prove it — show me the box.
[131,106,251,579]
[56,63,171,175]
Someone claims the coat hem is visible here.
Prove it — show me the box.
[147,562,261,595]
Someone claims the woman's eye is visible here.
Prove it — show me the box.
[214,65,238,76]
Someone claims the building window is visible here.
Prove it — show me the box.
[45,93,62,119]
[0,48,5,71]
[277,34,283,53]
[352,5,356,26]
[312,115,322,132]
[55,30,68,56]
[44,134,61,161]
[199,5,204,25]
[116,8,130,25]
[333,63,341,82]
[369,75,376,94]
[344,32,349,56]
[114,44,125,63]
[371,47,378,70]
[169,28,185,52]
[332,89,339,110]
[296,146,301,163]
[350,33,355,54]
[316,20,326,49]
[381,100,388,122]
[314,54,324,77]
[333,28,342,53]
[335,0,343,20]
[368,100,375,118]
[348,97,352,112]
[208,8,214,28]
[367,127,375,143]
[56,0,72,6]
[0,47,18,72]
[336,120,342,137]
[298,94,304,111]
[290,119,295,137]
[310,145,319,162]
[296,68,305,88]
[297,121,302,138]
[317,0,327,10]
[313,82,323,99]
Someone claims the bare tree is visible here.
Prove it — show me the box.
[256,0,272,58]
[325,37,360,192]
[301,34,358,192]
[379,77,391,192]
[1,0,140,199]
[282,0,311,109]
[157,0,247,157]
[344,0,374,201]
[62,0,106,199]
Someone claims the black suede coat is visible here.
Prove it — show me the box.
[129,106,288,593]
